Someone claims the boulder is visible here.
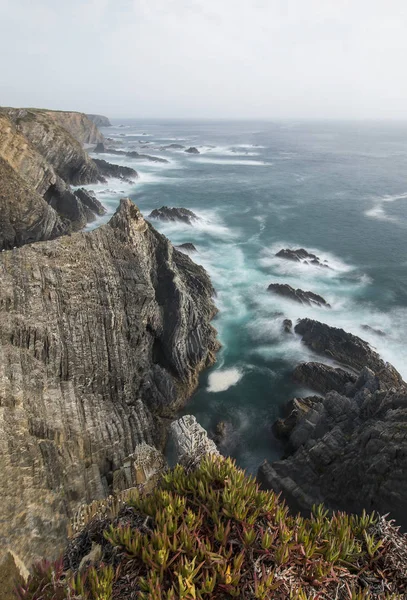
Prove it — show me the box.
[185,147,200,154]
[148,206,198,225]
[267,283,330,307]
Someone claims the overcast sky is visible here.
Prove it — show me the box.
[1,0,407,119]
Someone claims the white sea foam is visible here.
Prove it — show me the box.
[365,191,407,223]
[207,367,243,392]
[193,158,269,166]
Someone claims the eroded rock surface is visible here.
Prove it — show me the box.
[293,362,357,394]
[148,206,198,225]
[0,199,219,565]
[170,415,220,468]
[267,283,330,307]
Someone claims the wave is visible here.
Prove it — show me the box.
[207,367,243,392]
[193,158,269,166]
[365,191,407,224]
[147,208,238,242]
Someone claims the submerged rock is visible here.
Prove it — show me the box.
[162,143,185,150]
[293,362,357,394]
[185,147,200,154]
[148,206,198,225]
[362,324,386,337]
[176,242,197,253]
[0,199,219,565]
[93,144,168,163]
[276,248,330,268]
[267,283,330,307]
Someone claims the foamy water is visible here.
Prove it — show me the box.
[91,118,407,472]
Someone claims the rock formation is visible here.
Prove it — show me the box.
[170,415,220,468]
[0,199,219,565]
[93,158,138,181]
[275,248,330,268]
[267,283,331,307]
[0,108,139,248]
[148,206,198,225]
[185,147,200,154]
[293,362,357,394]
[176,242,197,253]
[93,143,168,164]
[86,114,111,128]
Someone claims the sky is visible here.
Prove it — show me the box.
[1,0,407,119]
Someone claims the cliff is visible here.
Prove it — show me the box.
[260,319,407,530]
[0,109,137,249]
[0,199,219,566]
[86,114,111,128]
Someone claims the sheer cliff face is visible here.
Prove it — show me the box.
[44,110,106,145]
[0,199,219,565]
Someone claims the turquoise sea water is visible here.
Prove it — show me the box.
[86,119,407,472]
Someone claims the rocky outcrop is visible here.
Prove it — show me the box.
[0,110,108,243]
[93,144,168,164]
[0,199,219,565]
[0,156,67,250]
[272,396,321,440]
[294,319,402,387]
[276,248,330,268]
[259,365,407,529]
[170,415,220,468]
[162,143,184,150]
[267,283,330,307]
[185,147,200,154]
[86,114,111,128]
[93,158,138,181]
[293,362,357,394]
[148,206,198,225]
[44,110,106,145]
[176,242,197,253]
[74,188,106,218]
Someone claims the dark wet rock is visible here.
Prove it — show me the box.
[259,364,407,529]
[293,362,357,395]
[294,319,403,387]
[0,199,219,565]
[93,145,168,164]
[162,144,185,150]
[74,188,106,218]
[148,206,198,225]
[276,248,330,268]
[185,147,200,154]
[272,396,322,441]
[93,158,138,182]
[267,283,331,307]
[176,242,197,253]
[212,420,234,448]
[362,324,386,337]
[283,319,293,333]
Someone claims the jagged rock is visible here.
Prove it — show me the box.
[0,199,219,565]
[74,188,106,217]
[272,396,322,440]
[93,145,168,163]
[0,551,29,600]
[185,147,200,154]
[267,283,330,307]
[112,443,166,492]
[294,319,403,387]
[86,114,111,128]
[162,143,185,150]
[148,206,198,225]
[283,319,293,333]
[362,324,386,337]
[170,415,220,468]
[275,248,330,268]
[93,142,106,153]
[176,243,197,253]
[93,158,138,181]
[293,362,357,394]
[259,365,407,528]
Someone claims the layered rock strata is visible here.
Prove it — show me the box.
[0,199,219,565]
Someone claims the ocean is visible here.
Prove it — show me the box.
[85,119,407,473]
